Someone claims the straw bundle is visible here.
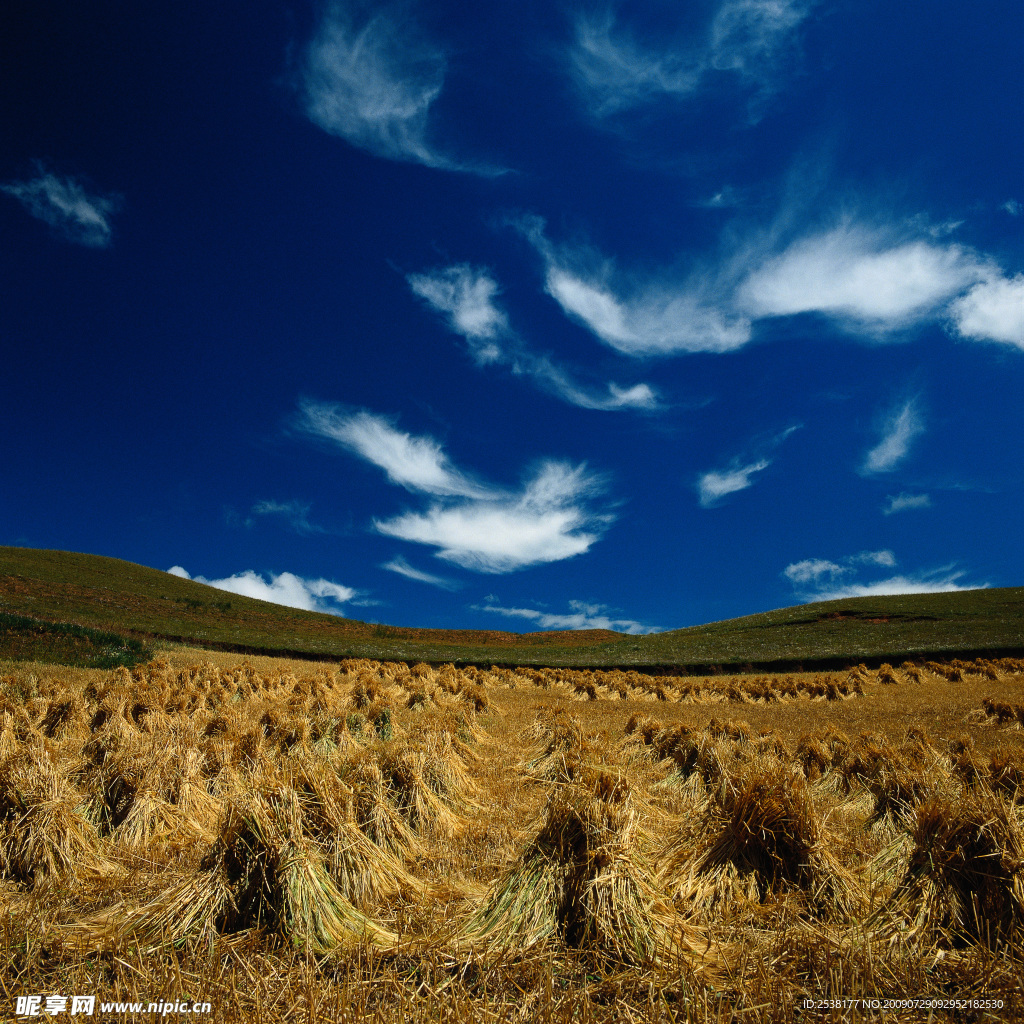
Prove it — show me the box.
[525,715,605,783]
[0,751,113,886]
[285,760,422,907]
[344,756,423,858]
[865,754,937,829]
[796,727,851,792]
[39,693,87,740]
[71,866,233,950]
[989,750,1024,802]
[212,789,396,951]
[408,710,488,765]
[872,793,1024,950]
[378,746,466,838]
[464,769,688,965]
[664,761,859,920]
[0,712,20,762]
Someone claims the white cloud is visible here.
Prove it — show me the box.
[408,263,660,409]
[862,399,924,474]
[407,265,509,353]
[738,225,990,328]
[376,461,607,573]
[697,458,770,507]
[303,406,611,573]
[478,598,657,634]
[851,549,896,568]
[544,267,751,355]
[569,12,701,117]
[784,550,895,586]
[250,499,323,534]
[883,492,931,515]
[381,555,459,589]
[569,0,814,119]
[782,549,983,602]
[524,359,660,410]
[2,166,120,247]
[783,558,847,584]
[809,571,979,601]
[947,274,1024,349]
[300,2,475,171]
[299,402,492,498]
[709,0,812,75]
[517,217,749,356]
[1002,200,1021,216]
[519,212,1024,359]
[697,185,744,209]
[166,567,357,613]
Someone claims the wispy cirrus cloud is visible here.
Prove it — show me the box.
[883,492,931,515]
[407,263,660,409]
[376,461,607,573]
[783,549,894,585]
[519,208,1022,358]
[570,0,816,120]
[697,459,770,507]
[570,11,700,117]
[781,551,981,602]
[851,549,897,568]
[477,597,657,634]
[167,566,358,613]
[517,217,751,356]
[812,573,978,599]
[862,399,925,475]
[408,264,509,362]
[298,402,491,498]
[381,555,459,590]
[300,403,611,573]
[2,164,121,247]
[249,499,324,535]
[299,2,494,173]
[783,558,846,585]
[697,426,799,507]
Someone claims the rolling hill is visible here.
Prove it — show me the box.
[1,546,1021,670]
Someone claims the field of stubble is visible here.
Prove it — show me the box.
[1,651,1023,1022]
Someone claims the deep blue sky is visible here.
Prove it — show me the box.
[2,0,1022,633]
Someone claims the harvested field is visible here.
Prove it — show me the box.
[1,650,1022,1022]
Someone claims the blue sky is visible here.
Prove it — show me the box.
[2,0,1022,634]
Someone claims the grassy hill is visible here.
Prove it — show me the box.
[1,546,1022,669]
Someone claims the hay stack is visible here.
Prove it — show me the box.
[872,793,1024,950]
[523,714,605,783]
[662,761,859,920]
[286,760,422,908]
[989,750,1024,802]
[0,751,113,886]
[81,788,396,953]
[344,756,423,858]
[378,746,466,838]
[464,767,699,966]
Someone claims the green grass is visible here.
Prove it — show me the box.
[0,611,152,669]
[1,546,1022,669]
[628,588,1024,667]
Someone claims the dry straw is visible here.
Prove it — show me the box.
[871,791,1024,951]
[662,759,860,921]
[0,749,114,886]
[465,765,717,971]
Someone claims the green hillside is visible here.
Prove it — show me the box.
[631,588,1024,667]
[1,546,1021,669]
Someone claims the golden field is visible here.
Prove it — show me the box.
[1,651,1023,1022]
